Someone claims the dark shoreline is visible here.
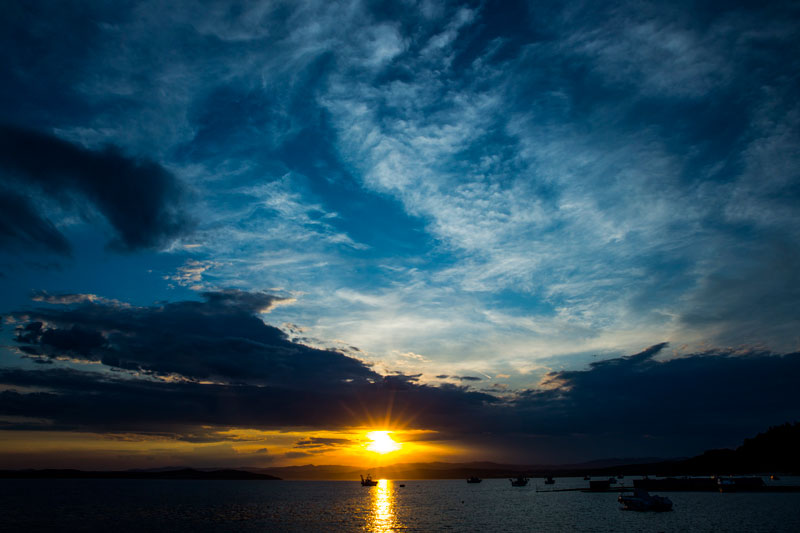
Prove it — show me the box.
[0,468,281,480]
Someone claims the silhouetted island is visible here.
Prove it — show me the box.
[0,468,281,480]
[594,422,800,478]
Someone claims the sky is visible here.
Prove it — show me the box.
[1,0,799,469]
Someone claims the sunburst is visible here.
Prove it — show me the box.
[366,430,402,454]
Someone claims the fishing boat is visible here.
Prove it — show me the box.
[510,476,529,487]
[618,489,673,512]
[467,476,482,483]
[544,476,555,485]
[360,474,378,486]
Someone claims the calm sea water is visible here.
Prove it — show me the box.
[2,476,799,532]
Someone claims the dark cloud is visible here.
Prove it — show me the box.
[504,344,800,449]
[4,290,800,460]
[198,289,287,314]
[12,290,371,388]
[0,364,496,437]
[0,124,190,253]
[433,375,481,382]
[294,437,354,449]
[0,290,498,435]
[0,187,71,255]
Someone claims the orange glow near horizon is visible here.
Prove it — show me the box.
[0,373,474,468]
[0,426,472,470]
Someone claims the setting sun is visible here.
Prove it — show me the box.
[366,431,402,454]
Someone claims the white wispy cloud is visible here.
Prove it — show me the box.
[165,259,222,290]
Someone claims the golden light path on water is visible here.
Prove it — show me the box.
[368,479,401,532]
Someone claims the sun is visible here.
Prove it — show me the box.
[366,431,402,454]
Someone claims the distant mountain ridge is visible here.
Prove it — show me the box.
[250,457,668,480]
[0,468,281,480]
[663,422,800,475]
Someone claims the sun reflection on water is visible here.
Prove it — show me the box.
[368,479,400,532]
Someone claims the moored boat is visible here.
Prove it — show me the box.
[467,476,482,483]
[618,489,673,512]
[510,476,529,487]
[544,476,555,485]
[360,474,378,486]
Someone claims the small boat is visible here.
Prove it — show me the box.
[618,489,673,512]
[589,480,611,491]
[608,477,617,484]
[617,474,624,479]
[466,476,482,483]
[717,476,765,492]
[584,475,591,480]
[360,474,378,486]
[510,476,529,487]
[771,474,781,481]
[544,476,555,485]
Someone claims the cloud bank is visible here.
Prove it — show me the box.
[4,290,799,460]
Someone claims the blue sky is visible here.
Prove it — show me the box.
[1,0,799,465]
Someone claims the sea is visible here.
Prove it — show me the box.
[2,476,800,532]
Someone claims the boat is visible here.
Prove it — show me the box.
[360,474,378,486]
[588,480,611,491]
[618,489,673,512]
[584,475,591,480]
[510,476,529,487]
[466,476,482,483]
[544,476,555,485]
[771,474,781,481]
[617,474,624,479]
[608,477,617,484]
[717,476,765,492]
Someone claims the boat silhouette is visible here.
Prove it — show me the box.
[618,489,673,512]
[360,474,378,486]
